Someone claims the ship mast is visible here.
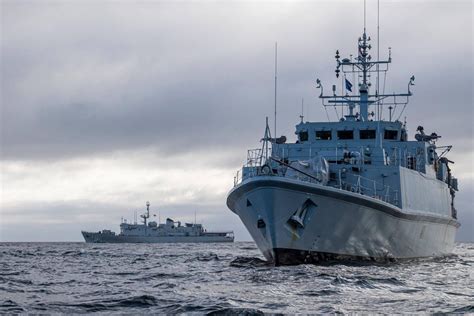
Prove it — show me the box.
[141,201,150,226]
[316,6,415,122]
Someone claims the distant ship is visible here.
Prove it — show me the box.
[226,17,460,264]
[82,202,234,243]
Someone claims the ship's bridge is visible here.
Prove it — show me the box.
[294,120,406,144]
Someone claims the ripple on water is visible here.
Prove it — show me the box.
[0,242,472,314]
[36,295,162,313]
[0,299,25,313]
[298,289,340,296]
[449,305,474,313]
[229,256,268,268]
[206,307,265,315]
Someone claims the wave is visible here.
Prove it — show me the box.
[1,242,472,314]
[449,305,474,313]
[185,252,220,262]
[0,299,25,313]
[132,272,188,281]
[39,295,161,312]
[152,282,177,289]
[229,256,268,268]
[207,307,265,315]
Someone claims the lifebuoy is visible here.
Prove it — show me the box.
[261,164,272,175]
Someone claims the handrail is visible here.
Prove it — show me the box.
[234,144,410,206]
[269,157,321,182]
[234,165,399,206]
[234,164,398,205]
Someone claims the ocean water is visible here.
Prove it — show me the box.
[0,242,473,314]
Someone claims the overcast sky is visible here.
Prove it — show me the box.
[1,0,473,242]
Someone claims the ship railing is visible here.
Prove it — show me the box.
[233,148,267,186]
[233,164,261,186]
[389,148,425,172]
[274,145,426,172]
[336,171,399,206]
[246,148,265,167]
[233,160,399,207]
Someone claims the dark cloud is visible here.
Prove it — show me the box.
[3,1,470,161]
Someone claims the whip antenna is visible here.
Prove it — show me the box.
[377,0,383,148]
[364,0,366,32]
[274,42,278,141]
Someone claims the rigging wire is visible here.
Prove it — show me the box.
[381,67,387,120]
[324,106,331,122]
[274,42,277,139]
[396,103,408,121]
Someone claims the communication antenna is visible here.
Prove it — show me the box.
[274,42,278,141]
[376,0,383,148]
[363,0,366,32]
[194,210,197,225]
[377,0,380,121]
[300,98,304,122]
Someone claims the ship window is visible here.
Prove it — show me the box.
[359,130,376,139]
[316,130,332,140]
[337,130,353,140]
[384,130,398,140]
[299,131,308,142]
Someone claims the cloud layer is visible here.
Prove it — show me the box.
[1,0,473,241]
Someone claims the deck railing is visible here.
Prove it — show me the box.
[272,145,425,172]
[233,154,400,207]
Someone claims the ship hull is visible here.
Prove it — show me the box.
[82,232,234,243]
[227,176,459,265]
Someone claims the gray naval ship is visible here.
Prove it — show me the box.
[227,27,460,265]
[82,202,234,243]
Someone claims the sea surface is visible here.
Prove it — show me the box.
[0,242,473,314]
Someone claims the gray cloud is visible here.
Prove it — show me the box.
[3,1,471,160]
[1,0,473,241]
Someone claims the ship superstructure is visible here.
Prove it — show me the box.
[82,202,234,243]
[227,26,459,265]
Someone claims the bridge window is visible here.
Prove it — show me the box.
[337,130,353,140]
[384,130,398,140]
[316,130,332,140]
[360,130,376,139]
[298,131,308,142]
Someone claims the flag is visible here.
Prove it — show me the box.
[345,79,353,92]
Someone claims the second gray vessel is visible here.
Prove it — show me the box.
[82,202,234,243]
